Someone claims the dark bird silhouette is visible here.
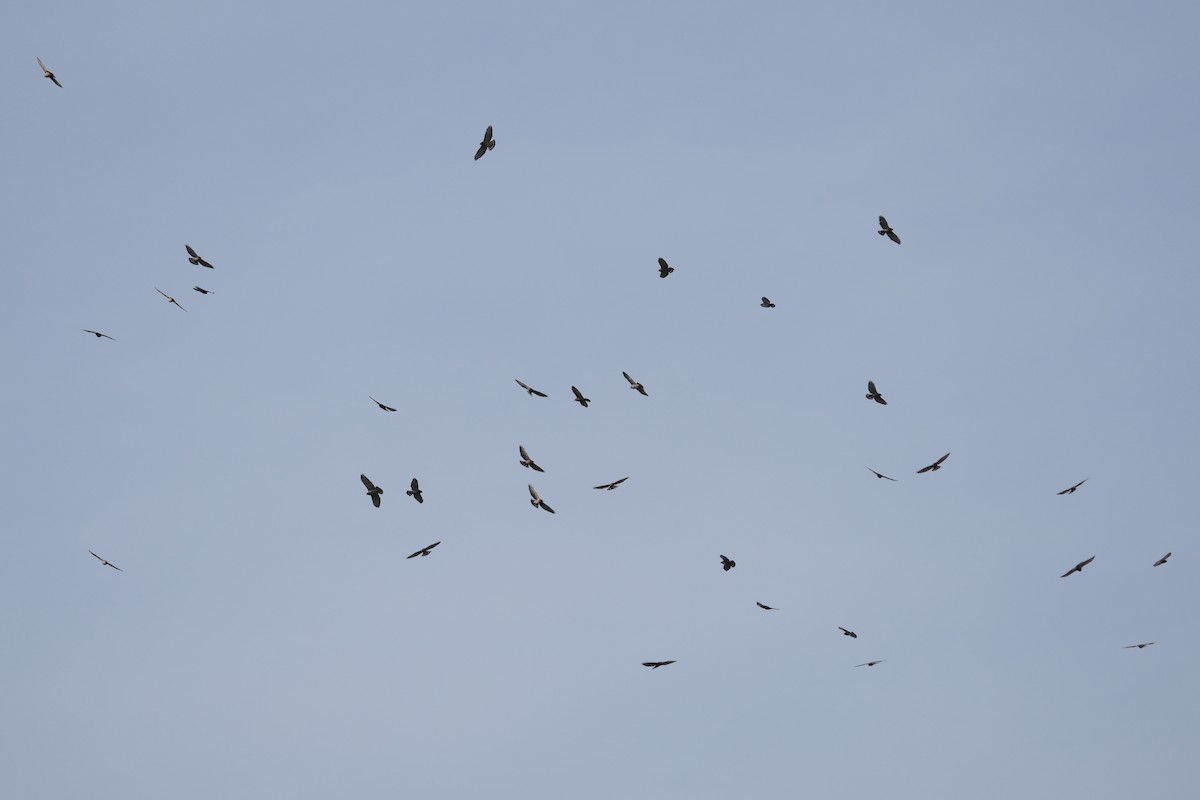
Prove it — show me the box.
[760,296,775,308]
[1153,552,1171,567]
[82,330,114,340]
[642,661,675,669]
[515,379,548,398]
[856,660,885,667]
[866,467,898,481]
[839,627,858,638]
[37,57,62,87]
[361,474,383,507]
[369,396,397,412]
[623,372,648,396]
[406,541,441,559]
[528,484,555,513]
[866,380,887,405]
[657,258,674,278]
[720,555,736,571]
[155,287,186,311]
[406,478,424,504]
[756,602,778,610]
[917,453,950,473]
[1060,555,1096,578]
[474,125,495,160]
[192,286,214,295]
[571,386,591,407]
[1124,642,1155,649]
[1057,479,1087,495]
[185,244,214,269]
[878,216,901,244]
[88,550,122,571]
[518,445,544,473]
[593,477,629,491]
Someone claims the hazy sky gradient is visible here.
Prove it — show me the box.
[4,2,1198,798]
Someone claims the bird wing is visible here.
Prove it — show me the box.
[198,258,214,269]
[474,144,487,160]
[515,379,529,391]
[528,484,540,501]
[887,230,901,244]
[186,244,199,259]
[89,550,103,562]
[1154,552,1171,565]
[572,386,584,399]
[916,463,935,473]
[531,388,547,397]
[483,125,493,144]
[425,541,441,552]
[623,372,636,385]
[935,453,950,466]
[519,445,531,461]
[612,477,629,486]
[406,549,422,559]
[879,216,889,229]
[156,287,170,299]
[868,381,877,395]
[540,501,555,513]
[658,258,668,269]
[38,57,47,72]
[360,474,376,491]
[1078,555,1095,569]
[410,478,420,492]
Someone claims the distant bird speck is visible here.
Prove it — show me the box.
[720,555,736,571]
[571,386,590,407]
[856,660,885,667]
[406,478,424,504]
[528,484,555,514]
[642,661,675,669]
[185,244,215,269]
[756,602,778,610]
[866,467,898,481]
[917,452,950,474]
[1153,552,1171,567]
[657,258,674,278]
[1057,479,1087,495]
[89,550,122,571]
[623,372,648,396]
[369,396,397,412]
[515,379,548,398]
[866,381,887,405]
[518,445,544,473]
[155,288,186,311]
[839,627,858,638]
[361,474,383,507]
[1124,642,1155,649]
[475,125,496,160]
[593,477,629,491]
[878,216,901,244]
[1060,555,1095,578]
[192,286,213,295]
[760,296,775,308]
[37,57,62,87]
[406,542,441,559]
[82,330,114,340]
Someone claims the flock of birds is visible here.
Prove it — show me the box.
[45,53,1173,669]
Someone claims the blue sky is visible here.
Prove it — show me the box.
[4,2,1198,798]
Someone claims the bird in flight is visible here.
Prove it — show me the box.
[856,660,886,667]
[82,330,114,340]
[518,445,545,473]
[1060,555,1096,577]
[406,541,441,559]
[406,478,424,504]
[475,125,496,160]
[155,288,187,311]
[878,216,901,244]
[1153,552,1171,567]
[369,396,397,412]
[917,453,950,473]
[37,57,62,87]
[657,258,674,278]
[839,627,858,638]
[720,555,736,571]
[571,386,590,407]
[1057,479,1087,495]
[866,467,898,481]
[89,550,122,571]
[756,602,778,610]
[528,484,555,513]
[185,244,215,269]
[642,661,675,669]
[866,381,887,405]
[361,474,383,507]
[1124,642,1155,649]
[192,286,214,295]
[760,296,776,308]
[623,372,648,396]
[515,379,548,398]
[594,477,629,491]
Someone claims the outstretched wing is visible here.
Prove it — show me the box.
[186,244,199,259]
[474,143,487,160]
[879,216,889,229]
[528,484,540,501]
[623,372,635,385]
[360,474,376,491]
[483,125,493,144]
[38,57,47,72]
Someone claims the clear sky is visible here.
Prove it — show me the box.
[4,2,1198,798]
